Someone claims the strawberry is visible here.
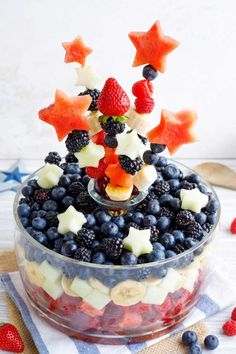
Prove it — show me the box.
[92,130,106,146]
[132,80,153,98]
[97,78,130,116]
[231,307,236,321]
[222,320,236,336]
[230,218,236,234]
[0,322,24,353]
[86,158,107,179]
[135,96,155,114]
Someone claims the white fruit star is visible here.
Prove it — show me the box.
[37,163,63,189]
[74,141,105,168]
[76,65,102,89]
[180,188,209,213]
[123,227,153,257]
[116,130,145,160]
[57,205,86,235]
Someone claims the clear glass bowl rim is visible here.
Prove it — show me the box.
[13,159,221,270]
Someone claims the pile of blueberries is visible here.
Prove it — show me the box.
[17,152,219,271]
[182,330,219,353]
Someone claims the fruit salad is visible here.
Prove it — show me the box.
[14,21,220,344]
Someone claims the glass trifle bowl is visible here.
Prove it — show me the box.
[13,160,220,345]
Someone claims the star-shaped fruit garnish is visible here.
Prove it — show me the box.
[180,188,209,213]
[38,90,92,141]
[123,227,153,257]
[74,141,105,168]
[116,130,145,159]
[37,163,63,189]
[147,109,198,155]
[57,205,86,235]
[76,65,102,89]
[62,36,92,66]
[129,20,179,73]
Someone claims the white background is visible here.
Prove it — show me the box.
[0,0,236,159]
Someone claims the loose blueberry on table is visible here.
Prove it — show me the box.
[15,20,220,344]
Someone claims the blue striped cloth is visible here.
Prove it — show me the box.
[1,270,234,354]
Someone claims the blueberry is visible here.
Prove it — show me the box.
[18,204,30,217]
[189,343,202,354]
[169,197,181,211]
[92,251,106,264]
[82,175,90,185]
[61,196,74,209]
[142,64,158,80]
[30,210,38,220]
[59,175,71,188]
[22,185,33,197]
[194,212,207,225]
[85,213,96,227]
[155,172,163,183]
[198,184,208,194]
[156,216,171,232]
[77,267,91,280]
[105,134,118,148]
[165,250,177,258]
[120,251,137,265]
[63,264,77,279]
[63,232,75,241]
[143,215,157,227]
[30,202,40,211]
[32,231,48,246]
[20,217,29,228]
[71,174,81,182]
[204,335,219,350]
[65,163,81,175]
[112,216,125,229]
[117,231,124,238]
[168,179,180,191]
[32,217,46,230]
[124,212,133,222]
[153,242,165,251]
[96,210,111,225]
[146,200,160,215]
[148,250,165,262]
[206,199,219,213]
[160,233,175,249]
[34,248,46,263]
[163,164,180,179]
[28,179,39,189]
[172,230,185,244]
[53,238,63,252]
[51,187,66,200]
[103,277,119,288]
[61,241,77,257]
[47,227,59,241]
[143,150,159,165]
[207,213,217,225]
[91,240,101,251]
[185,173,201,184]
[42,200,58,211]
[150,143,165,153]
[184,238,199,249]
[131,212,144,225]
[155,156,167,167]
[26,226,34,236]
[101,222,119,237]
[37,210,47,218]
[159,193,173,207]
[182,330,198,345]
[152,265,167,278]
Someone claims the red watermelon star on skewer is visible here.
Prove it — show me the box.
[62,36,92,66]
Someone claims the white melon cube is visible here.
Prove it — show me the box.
[133,164,157,191]
[84,289,111,310]
[42,279,63,300]
[160,268,182,293]
[39,260,62,283]
[70,277,93,299]
[142,286,168,305]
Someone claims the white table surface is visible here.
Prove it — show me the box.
[0,158,235,354]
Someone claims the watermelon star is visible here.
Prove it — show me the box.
[39,90,92,141]
[62,36,92,66]
[129,21,179,73]
[147,109,198,155]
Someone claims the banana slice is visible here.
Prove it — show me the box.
[87,111,102,136]
[105,183,133,201]
[110,280,146,306]
[143,277,162,287]
[126,107,151,134]
[25,261,45,287]
[88,277,109,295]
[61,276,78,297]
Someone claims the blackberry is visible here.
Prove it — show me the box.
[65,130,90,153]
[34,189,51,204]
[119,155,143,175]
[145,191,157,201]
[128,222,141,230]
[101,117,125,135]
[180,181,198,190]
[74,247,92,262]
[202,222,213,233]
[76,228,95,248]
[175,210,195,227]
[19,197,34,206]
[134,268,151,281]
[154,181,170,196]
[78,89,100,111]
[65,152,78,163]
[185,221,203,240]
[68,182,85,197]
[159,207,175,219]
[75,191,96,213]
[60,162,68,171]
[45,211,59,227]
[174,244,185,254]
[150,226,159,242]
[44,151,61,166]
[102,238,123,261]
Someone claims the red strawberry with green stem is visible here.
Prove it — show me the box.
[0,322,24,353]
[97,78,130,116]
